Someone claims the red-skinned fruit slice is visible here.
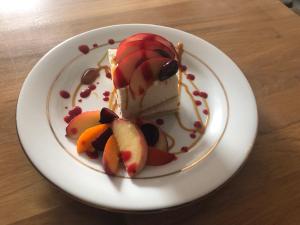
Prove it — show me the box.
[129,57,170,96]
[146,148,176,166]
[66,111,100,139]
[120,33,177,58]
[102,135,120,175]
[99,107,119,124]
[112,119,148,177]
[115,40,174,62]
[115,49,162,83]
[91,128,112,151]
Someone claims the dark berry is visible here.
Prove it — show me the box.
[99,107,119,124]
[140,123,159,146]
[159,60,178,81]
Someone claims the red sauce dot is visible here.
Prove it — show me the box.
[190,133,196,139]
[93,43,98,48]
[96,82,100,85]
[103,97,109,101]
[195,100,202,106]
[78,99,82,102]
[80,88,92,98]
[86,151,99,159]
[193,90,200,96]
[194,121,202,128]
[127,163,137,175]
[88,84,96,90]
[156,118,164,125]
[70,128,78,135]
[64,106,68,109]
[120,151,131,162]
[78,45,90,54]
[203,109,209,115]
[187,74,195,80]
[103,91,110,96]
[199,92,208,98]
[60,90,70,99]
[108,39,115,45]
[106,72,112,79]
[64,115,72,123]
[181,146,189,152]
[68,106,82,117]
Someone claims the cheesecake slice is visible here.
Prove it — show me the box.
[108,33,179,119]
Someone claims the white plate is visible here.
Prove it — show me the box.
[16,24,258,211]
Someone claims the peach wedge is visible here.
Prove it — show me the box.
[102,135,120,175]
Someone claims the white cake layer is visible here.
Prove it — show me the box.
[108,49,178,118]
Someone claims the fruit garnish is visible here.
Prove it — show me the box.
[66,111,100,139]
[91,128,112,151]
[99,107,119,124]
[129,57,170,96]
[102,135,120,175]
[158,60,178,81]
[112,119,148,177]
[77,124,110,153]
[140,123,159,146]
[147,148,176,166]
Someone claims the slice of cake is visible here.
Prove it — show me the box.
[108,33,179,118]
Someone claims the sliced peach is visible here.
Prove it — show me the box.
[102,135,120,175]
[129,57,170,96]
[120,33,177,58]
[147,148,176,166]
[115,49,162,83]
[115,40,174,62]
[112,119,148,177]
[66,111,100,139]
[77,124,109,153]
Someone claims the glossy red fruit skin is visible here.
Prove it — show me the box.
[140,123,159,146]
[120,33,177,59]
[116,40,175,62]
[99,107,119,124]
[146,148,176,166]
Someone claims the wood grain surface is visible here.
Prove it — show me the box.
[1,0,300,224]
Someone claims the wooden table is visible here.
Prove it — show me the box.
[1,0,300,224]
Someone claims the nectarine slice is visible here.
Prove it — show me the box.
[66,111,100,139]
[77,124,109,153]
[102,135,120,175]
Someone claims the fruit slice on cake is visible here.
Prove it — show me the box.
[108,33,179,118]
[112,119,148,177]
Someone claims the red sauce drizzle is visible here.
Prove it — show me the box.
[108,39,115,45]
[181,146,189,152]
[93,43,98,48]
[78,45,90,54]
[78,99,82,102]
[88,84,96,90]
[194,121,202,128]
[106,72,112,79]
[59,90,70,99]
[103,91,110,96]
[190,133,196,139]
[187,74,195,80]
[203,109,209,115]
[195,100,202,106]
[80,88,92,98]
[193,90,200,96]
[64,106,82,123]
[199,91,208,98]
[120,151,131,162]
[103,97,109,101]
[86,151,99,159]
[156,118,164,125]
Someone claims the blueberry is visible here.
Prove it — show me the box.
[159,60,178,81]
[140,123,159,146]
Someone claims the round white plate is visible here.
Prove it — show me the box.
[16,24,257,211]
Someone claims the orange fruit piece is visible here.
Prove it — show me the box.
[102,135,120,175]
[77,124,109,153]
